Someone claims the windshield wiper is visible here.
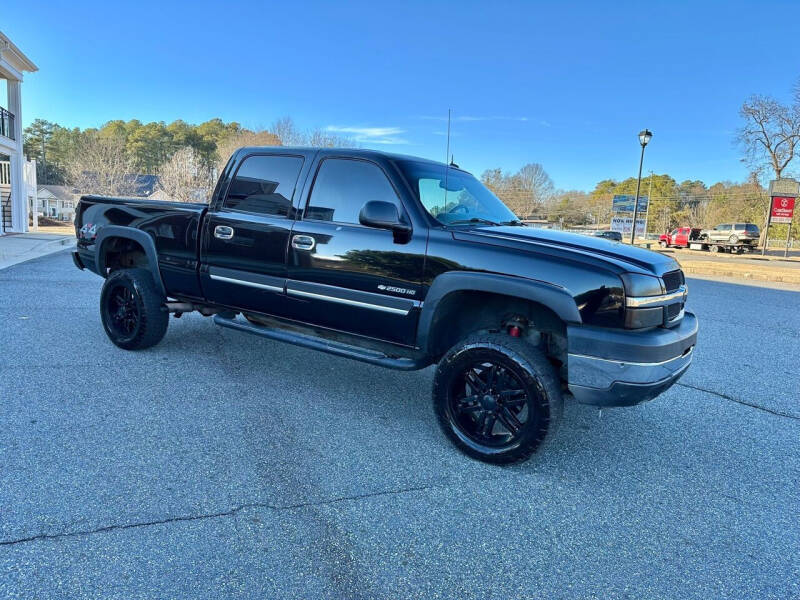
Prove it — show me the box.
[447,218,501,227]
[501,219,525,226]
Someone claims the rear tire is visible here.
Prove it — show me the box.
[710,244,721,253]
[729,234,739,244]
[100,268,168,350]
[433,332,562,464]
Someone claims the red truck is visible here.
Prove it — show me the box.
[659,227,701,248]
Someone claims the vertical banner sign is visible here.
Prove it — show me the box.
[770,196,795,224]
[766,179,799,256]
[611,195,648,236]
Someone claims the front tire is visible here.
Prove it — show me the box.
[659,240,668,248]
[433,332,562,464]
[100,268,168,350]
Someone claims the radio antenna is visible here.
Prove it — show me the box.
[444,108,452,208]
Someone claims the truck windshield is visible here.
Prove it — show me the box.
[398,160,519,226]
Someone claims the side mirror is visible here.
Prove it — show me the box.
[359,200,411,234]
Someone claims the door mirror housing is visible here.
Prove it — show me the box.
[359,201,411,235]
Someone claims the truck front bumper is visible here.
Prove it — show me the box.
[566,312,698,407]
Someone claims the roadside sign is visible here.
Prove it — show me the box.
[771,196,795,224]
[611,216,646,236]
[768,178,799,198]
[765,179,798,257]
[612,195,649,213]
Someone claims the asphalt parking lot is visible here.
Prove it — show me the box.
[1,251,798,599]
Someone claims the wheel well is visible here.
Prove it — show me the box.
[426,290,567,366]
[101,237,149,274]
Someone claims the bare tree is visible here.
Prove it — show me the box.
[737,94,800,179]
[214,129,282,175]
[271,116,305,146]
[481,164,554,219]
[271,116,354,148]
[64,133,137,196]
[517,163,555,216]
[160,146,215,202]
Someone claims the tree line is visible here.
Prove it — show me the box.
[22,117,351,200]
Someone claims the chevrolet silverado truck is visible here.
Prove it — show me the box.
[73,147,697,464]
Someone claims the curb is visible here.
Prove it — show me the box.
[0,236,76,270]
[681,264,800,285]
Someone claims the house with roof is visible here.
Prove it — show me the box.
[36,185,78,222]
[0,30,38,234]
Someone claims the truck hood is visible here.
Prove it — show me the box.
[452,226,680,276]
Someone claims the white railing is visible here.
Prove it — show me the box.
[0,160,9,185]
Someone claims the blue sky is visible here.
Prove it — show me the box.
[5,0,800,190]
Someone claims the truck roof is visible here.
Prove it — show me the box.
[234,146,461,171]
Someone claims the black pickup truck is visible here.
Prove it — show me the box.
[73,147,697,463]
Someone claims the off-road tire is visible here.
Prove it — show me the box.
[433,332,563,464]
[100,268,168,350]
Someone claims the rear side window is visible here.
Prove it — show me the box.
[224,155,304,217]
[305,158,400,224]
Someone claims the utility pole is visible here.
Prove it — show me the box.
[644,170,653,237]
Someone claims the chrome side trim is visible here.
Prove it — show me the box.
[287,288,411,315]
[626,285,687,308]
[210,273,284,293]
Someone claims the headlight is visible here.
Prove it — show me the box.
[622,273,687,329]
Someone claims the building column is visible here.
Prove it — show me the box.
[7,79,27,232]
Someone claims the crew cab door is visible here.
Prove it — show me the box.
[200,153,308,316]
[284,156,427,346]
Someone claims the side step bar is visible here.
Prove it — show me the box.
[212,314,427,371]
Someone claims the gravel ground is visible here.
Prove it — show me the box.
[1,251,798,599]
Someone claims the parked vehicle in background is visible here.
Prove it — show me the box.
[699,223,760,247]
[659,227,702,248]
[594,230,623,242]
[72,147,697,464]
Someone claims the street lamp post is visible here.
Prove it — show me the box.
[630,129,653,244]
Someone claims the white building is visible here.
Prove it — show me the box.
[0,31,38,235]
[36,185,77,222]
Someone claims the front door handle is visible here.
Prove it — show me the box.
[214,225,234,240]
[291,234,316,251]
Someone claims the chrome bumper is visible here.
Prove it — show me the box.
[566,312,697,407]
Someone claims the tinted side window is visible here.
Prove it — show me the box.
[306,158,400,224]
[719,224,731,231]
[224,155,304,217]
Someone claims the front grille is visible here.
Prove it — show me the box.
[666,302,682,320]
[662,270,684,292]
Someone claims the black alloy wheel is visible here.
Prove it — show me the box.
[433,332,562,464]
[449,361,530,449]
[106,285,140,338]
[100,268,169,350]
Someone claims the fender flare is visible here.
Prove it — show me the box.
[94,226,166,297]
[416,271,581,356]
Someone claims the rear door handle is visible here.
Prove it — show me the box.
[214,225,234,240]
[291,234,315,251]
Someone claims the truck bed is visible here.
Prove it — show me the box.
[75,195,209,299]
